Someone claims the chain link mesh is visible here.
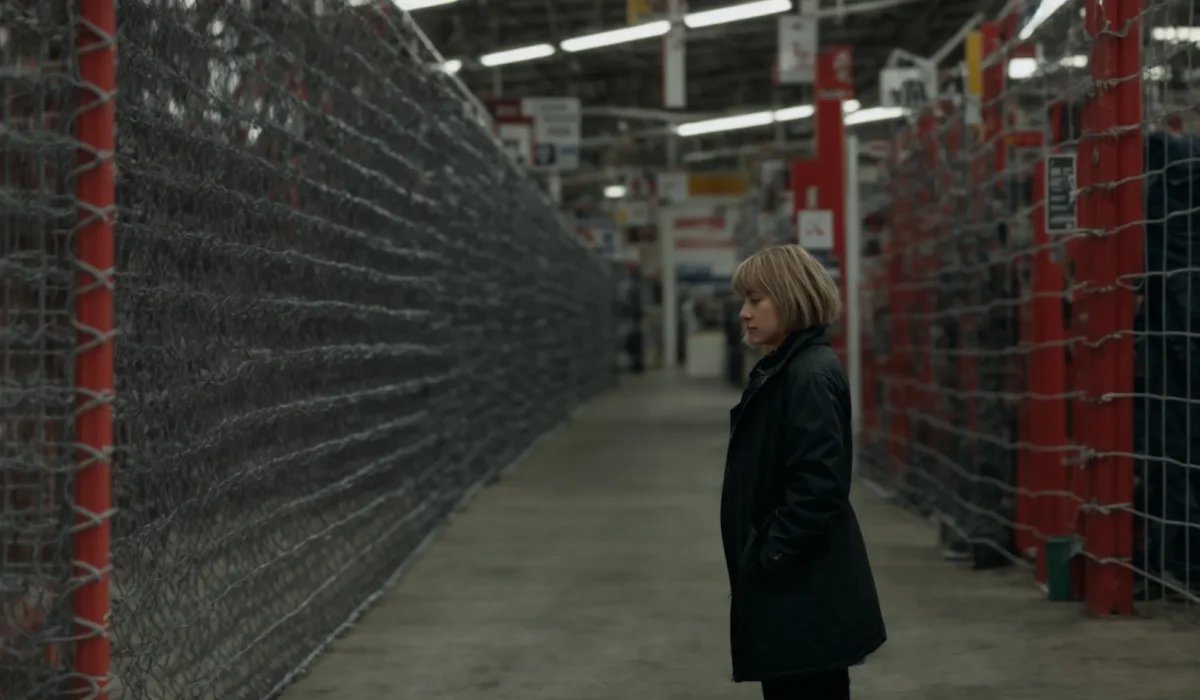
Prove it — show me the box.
[861,0,1200,615]
[2,1,86,698]
[2,1,616,698]
[861,7,1093,568]
[1136,0,1200,609]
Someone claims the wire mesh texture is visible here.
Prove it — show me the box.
[1,1,617,699]
[860,0,1200,618]
[1,0,83,698]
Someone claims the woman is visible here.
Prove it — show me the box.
[721,244,886,700]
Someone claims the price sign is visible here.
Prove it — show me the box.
[798,209,834,251]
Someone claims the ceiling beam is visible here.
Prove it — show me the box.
[582,106,719,123]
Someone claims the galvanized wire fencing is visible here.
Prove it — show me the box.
[1,2,616,698]
[861,0,1200,618]
[1138,0,1200,612]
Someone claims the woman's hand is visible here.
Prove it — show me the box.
[758,371,851,566]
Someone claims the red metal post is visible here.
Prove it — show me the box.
[1110,0,1143,612]
[977,19,1004,546]
[816,47,850,362]
[958,27,1002,494]
[1009,130,1044,566]
[74,2,116,696]
[915,110,937,482]
[790,158,820,215]
[814,106,845,254]
[1084,0,1133,616]
[887,130,911,485]
[1071,14,1097,603]
[982,23,1005,193]
[1030,154,1069,583]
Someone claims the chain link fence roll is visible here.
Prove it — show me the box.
[2,1,617,698]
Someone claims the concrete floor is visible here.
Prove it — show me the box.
[281,374,1200,700]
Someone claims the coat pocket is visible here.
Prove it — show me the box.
[735,526,760,579]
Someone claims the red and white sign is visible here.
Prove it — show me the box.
[485,97,581,171]
[777,14,817,85]
[486,98,535,166]
[485,97,523,121]
[817,45,855,98]
[798,209,834,251]
[673,214,734,249]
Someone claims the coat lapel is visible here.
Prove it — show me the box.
[728,326,829,440]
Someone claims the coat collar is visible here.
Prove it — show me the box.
[752,325,830,379]
[728,325,830,445]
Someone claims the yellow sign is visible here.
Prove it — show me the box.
[627,0,662,25]
[688,173,748,197]
[964,30,983,128]
[965,31,983,98]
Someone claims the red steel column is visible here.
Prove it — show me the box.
[1084,0,1133,616]
[1030,154,1069,583]
[887,131,911,485]
[1110,0,1143,613]
[74,0,117,696]
[816,46,851,363]
[74,4,116,696]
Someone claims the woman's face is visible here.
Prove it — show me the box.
[739,291,786,348]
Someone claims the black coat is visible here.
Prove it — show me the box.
[720,327,886,682]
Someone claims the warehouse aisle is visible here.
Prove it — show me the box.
[282,374,1200,700]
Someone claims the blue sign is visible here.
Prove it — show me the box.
[677,263,713,283]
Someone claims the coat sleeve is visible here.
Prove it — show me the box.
[759,370,851,572]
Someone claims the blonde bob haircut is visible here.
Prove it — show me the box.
[732,244,841,331]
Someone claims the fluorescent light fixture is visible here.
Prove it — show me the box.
[685,0,792,28]
[1007,57,1038,80]
[604,185,627,199]
[479,43,556,67]
[677,111,774,137]
[1151,26,1200,42]
[1019,0,1069,40]
[675,100,860,137]
[1008,54,1089,79]
[562,21,670,52]
[441,59,462,74]
[844,106,907,126]
[552,1,794,57]
[773,105,815,122]
[394,0,459,8]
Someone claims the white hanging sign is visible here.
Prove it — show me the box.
[798,209,834,251]
[878,66,938,110]
[777,14,818,85]
[656,171,689,204]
